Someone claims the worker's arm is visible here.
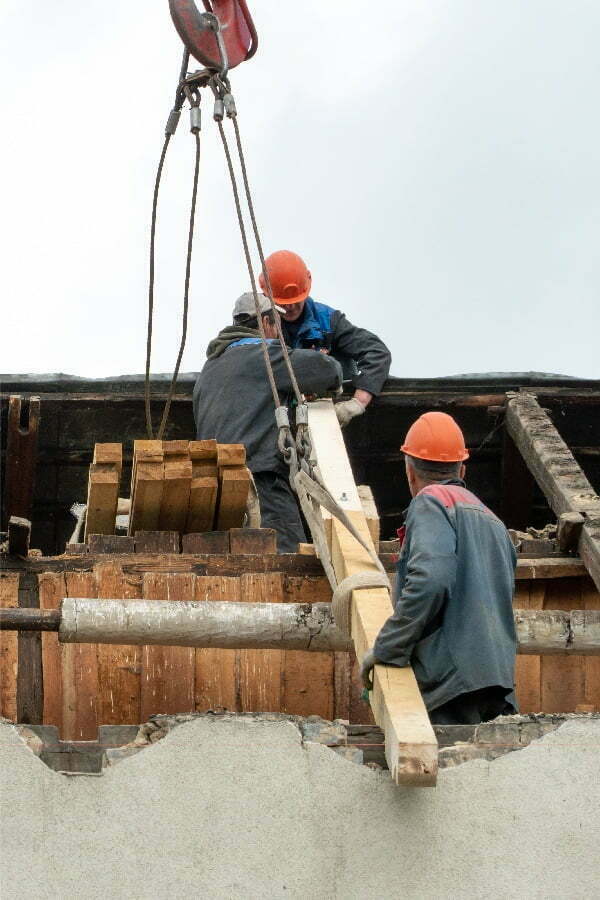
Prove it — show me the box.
[330,312,392,398]
[268,345,343,396]
[373,495,457,666]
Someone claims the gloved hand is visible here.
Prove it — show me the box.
[335,397,365,428]
[360,648,378,692]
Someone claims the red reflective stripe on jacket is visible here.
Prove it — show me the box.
[419,483,491,513]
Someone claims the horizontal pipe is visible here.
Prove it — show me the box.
[59,598,353,652]
[3,602,600,656]
[0,608,61,631]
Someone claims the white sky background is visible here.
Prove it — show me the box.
[1,0,599,380]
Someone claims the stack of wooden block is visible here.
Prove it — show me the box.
[128,439,251,536]
[84,440,251,539]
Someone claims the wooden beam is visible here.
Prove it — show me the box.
[84,443,122,542]
[159,441,192,532]
[307,399,438,786]
[358,485,380,546]
[128,441,164,535]
[187,444,218,533]
[216,466,251,530]
[16,573,43,725]
[506,392,600,592]
[3,395,40,529]
[557,512,585,553]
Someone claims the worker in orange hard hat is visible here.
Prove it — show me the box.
[360,411,519,725]
[258,250,391,428]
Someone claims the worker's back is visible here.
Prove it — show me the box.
[193,335,342,475]
[375,480,517,712]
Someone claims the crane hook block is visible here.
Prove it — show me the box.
[169,0,258,72]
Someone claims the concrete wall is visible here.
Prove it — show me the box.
[1,716,599,899]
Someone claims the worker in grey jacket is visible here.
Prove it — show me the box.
[193,293,342,552]
[259,250,391,427]
[361,412,518,725]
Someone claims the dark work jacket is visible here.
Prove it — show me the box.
[373,480,518,712]
[280,297,391,395]
[192,330,342,477]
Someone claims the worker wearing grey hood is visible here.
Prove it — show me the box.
[193,293,342,552]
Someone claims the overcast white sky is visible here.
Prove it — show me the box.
[2,1,599,380]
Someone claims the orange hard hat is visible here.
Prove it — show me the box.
[259,250,312,305]
[401,412,469,462]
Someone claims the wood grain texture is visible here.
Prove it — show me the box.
[216,466,250,530]
[582,576,600,710]
[95,563,142,725]
[39,572,66,729]
[282,574,334,719]
[238,574,283,713]
[514,582,544,713]
[541,578,585,713]
[63,572,98,739]
[0,574,19,721]
[140,573,195,719]
[159,444,192,533]
[194,576,240,712]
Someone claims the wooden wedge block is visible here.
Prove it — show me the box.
[216,466,251,530]
[189,439,218,461]
[217,443,246,468]
[85,461,121,541]
[129,461,164,534]
[159,442,192,532]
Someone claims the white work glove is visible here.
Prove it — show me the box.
[360,649,378,692]
[335,397,365,428]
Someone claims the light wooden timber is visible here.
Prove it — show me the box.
[358,485,380,546]
[217,443,246,468]
[506,392,600,592]
[84,444,122,542]
[307,399,438,786]
[159,442,192,532]
[187,445,218,533]
[216,466,251,530]
[128,441,164,535]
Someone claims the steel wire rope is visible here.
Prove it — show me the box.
[156,124,202,440]
[144,49,190,439]
[229,115,304,406]
[215,118,282,411]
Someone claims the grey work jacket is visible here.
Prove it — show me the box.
[373,479,518,712]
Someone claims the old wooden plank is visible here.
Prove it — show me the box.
[134,531,180,554]
[63,572,98,740]
[557,512,585,553]
[95,563,142,726]
[182,532,230,555]
[216,466,250,531]
[88,535,135,554]
[514,582,544,713]
[229,528,277,556]
[582,577,600,711]
[194,576,240,712]
[0,574,19,721]
[282,574,334,719]
[506,392,600,591]
[238,574,283,713]
[307,399,437,785]
[16,573,43,724]
[3,395,40,528]
[128,441,164,535]
[39,573,66,730]
[140,573,195,719]
[541,578,585,713]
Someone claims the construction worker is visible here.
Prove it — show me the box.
[360,412,518,725]
[192,293,342,552]
[259,250,391,427]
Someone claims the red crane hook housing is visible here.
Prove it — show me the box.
[169,0,258,72]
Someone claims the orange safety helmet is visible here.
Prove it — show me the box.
[401,412,469,462]
[259,250,312,305]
